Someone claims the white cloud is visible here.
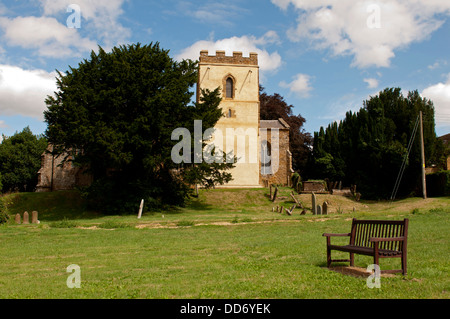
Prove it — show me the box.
[176,32,282,73]
[272,0,450,68]
[0,16,97,58]
[38,0,130,48]
[0,1,130,59]
[364,78,379,89]
[428,59,448,70]
[279,73,313,97]
[421,74,450,129]
[0,64,57,119]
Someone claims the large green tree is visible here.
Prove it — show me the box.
[0,127,47,192]
[44,43,234,213]
[310,88,444,199]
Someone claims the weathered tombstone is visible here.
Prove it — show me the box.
[15,213,21,224]
[137,199,144,219]
[316,205,322,215]
[322,202,328,215]
[23,211,29,224]
[272,187,278,202]
[312,192,317,214]
[31,211,39,224]
[291,192,301,207]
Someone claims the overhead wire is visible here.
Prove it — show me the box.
[390,115,420,203]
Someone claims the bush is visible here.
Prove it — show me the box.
[291,172,301,191]
[0,198,10,224]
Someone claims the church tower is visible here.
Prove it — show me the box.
[198,50,261,187]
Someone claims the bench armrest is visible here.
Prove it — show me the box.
[369,237,405,242]
[323,233,351,237]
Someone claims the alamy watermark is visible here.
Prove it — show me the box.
[366,264,381,289]
[67,4,81,29]
[66,264,81,288]
[171,120,280,175]
[367,4,381,29]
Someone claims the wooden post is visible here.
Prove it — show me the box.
[419,111,427,199]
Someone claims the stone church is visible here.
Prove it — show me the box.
[36,50,293,192]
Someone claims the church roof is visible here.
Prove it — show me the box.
[260,118,290,130]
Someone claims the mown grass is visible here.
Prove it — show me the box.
[0,189,448,299]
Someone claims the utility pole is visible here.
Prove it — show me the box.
[419,111,427,199]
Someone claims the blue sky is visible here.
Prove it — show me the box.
[1,0,450,140]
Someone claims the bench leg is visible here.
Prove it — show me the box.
[402,254,407,276]
[374,254,379,269]
[350,253,354,267]
[327,247,331,267]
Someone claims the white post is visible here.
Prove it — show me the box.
[137,199,144,219]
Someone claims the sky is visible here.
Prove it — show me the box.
[0,0,449,140]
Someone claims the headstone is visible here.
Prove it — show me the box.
[291,192,301,207]
[23,211,29,224]
[15,214,21,224]
[322,202,328,215]
[137,199,144,219]
[316,205,322,215]
[32,211,39,224]
[286,205,296,216]
[272,187,278,202]
[312,192,317,214]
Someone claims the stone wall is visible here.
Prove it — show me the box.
[36,145,92,192]
[260,118,293,187]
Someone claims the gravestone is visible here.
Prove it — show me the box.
[290,192,303,208]
[322,202,328,215]
[312,192,317,214]
[285,205,296,216]
[316,205,322,215]
[272,187,278,202]
[32,211,39,224]
[23,211,29,224]
[137,199,144,219]
[15,214,21,224]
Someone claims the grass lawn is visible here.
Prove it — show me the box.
[0,188,448,299]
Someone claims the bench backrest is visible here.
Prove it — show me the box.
[350,218,408,251]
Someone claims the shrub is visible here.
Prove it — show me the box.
[0,198,9,224]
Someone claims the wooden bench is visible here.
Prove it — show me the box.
[323,218,409,275]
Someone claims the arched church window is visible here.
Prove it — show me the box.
[226,77,234,99]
